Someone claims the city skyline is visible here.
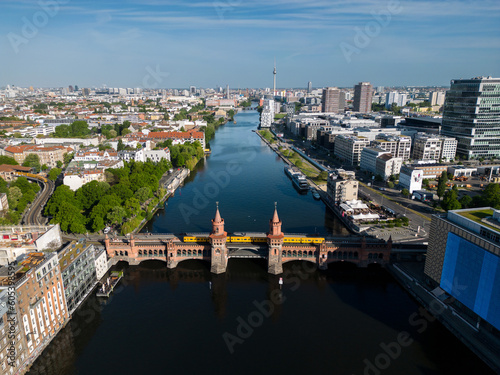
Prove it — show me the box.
[1,0,499,88]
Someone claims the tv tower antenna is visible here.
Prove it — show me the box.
[273,58,277,96]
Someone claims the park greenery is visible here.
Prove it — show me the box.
[45,159,172,234]
[53,120,93,138]
[22,154,41,172]
[155,140,204,170]
[0,177,40,225]
[0,156,18,165]
[259,129,275,144]
[200,113,225,141]
[101,121,132,139]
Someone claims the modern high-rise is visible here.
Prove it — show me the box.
[429,91,446,107]
[307,81,312,93]
[441,77,500,159]
[321,87,340,113]
[353,82,373,113]
[425,208,500,333]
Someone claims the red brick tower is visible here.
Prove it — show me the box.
[267,202,284,274]
[209,202,228,274]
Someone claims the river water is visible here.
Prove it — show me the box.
[27,112,494,375]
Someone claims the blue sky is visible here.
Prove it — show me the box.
[1,0,499,89]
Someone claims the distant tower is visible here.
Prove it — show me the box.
[273,59,277,96]
[267,202,284,275]
[353,82,373,113]
[209,202,228,274]
[225,84,229,99]
[307,81,312,93]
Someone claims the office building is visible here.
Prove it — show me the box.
[334,135,370,165]
[360,147,390,174]
[58,240,99,315]
[441,77,500,159]
[307,81,312,93]
[412,133,457,162]
[425,208,500,333]
[353,82,373,113]
[326,172,358,204]
[375,154,403,180]
[429,91,446,107]
[373,134,412,161]
[322,87,340,113]
[399,165,423,193]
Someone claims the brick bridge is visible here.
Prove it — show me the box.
[105,205,392,275]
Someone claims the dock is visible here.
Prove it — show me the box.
[96,271,124,297]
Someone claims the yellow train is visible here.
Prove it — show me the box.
[183,236,209,243]
[283,237,325,244]
[183,235,325,244]
[15,172,47,183]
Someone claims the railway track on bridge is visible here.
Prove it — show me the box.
[23,177,54,225]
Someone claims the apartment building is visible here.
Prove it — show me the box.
[372,134,412,161]
[334,135,370,165]
[3,145,70,168]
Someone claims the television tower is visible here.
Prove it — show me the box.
[273,58,276,96]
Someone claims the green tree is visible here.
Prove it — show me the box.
[317,171,328,180]
[124,197,141,217]
[401,188,410,198]
[459,195,472,208]
[41,164,48,171]
[135,186,152,202]
[63,152,74,165]
[481,183,500,208]
[48,168,62,181]
[387,181,395,189]
[22,154,41,172]
[56,160,63,168]
[8,186,22,209]
[437,171,448,199]
[0,156,18,165]
[107,206,127,225]
[441,188,461,211]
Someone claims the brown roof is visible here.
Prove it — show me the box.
[0,164,32,173]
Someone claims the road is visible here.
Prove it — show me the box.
[23,178,55,225]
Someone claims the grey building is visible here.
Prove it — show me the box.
[58,240,98,315]
[441,76,500,159]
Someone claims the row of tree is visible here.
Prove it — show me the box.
[0,176,40,225]
[45,159,172,234]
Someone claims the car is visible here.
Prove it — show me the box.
[104,227,111,234]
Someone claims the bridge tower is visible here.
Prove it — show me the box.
[267,203,284,274]
[209,203,228,274]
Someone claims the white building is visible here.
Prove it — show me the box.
[260,98,275,128]
[334,135,370,165]
[118,149,144,162]
[376,154,403,180]
[94,247,109,281]
[429,91,446,107]
[372,134,412,161]
[412,133,457,162]
[144,148,171,163]
[360,147,390,174]
[399,165,423,193]
[63,169,106,191]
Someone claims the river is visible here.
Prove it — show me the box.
[27,111,494,375]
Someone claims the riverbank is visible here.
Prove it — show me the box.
[255,129,327,190]
[133,167,190,234]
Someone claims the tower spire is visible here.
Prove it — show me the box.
[273,58,277,96]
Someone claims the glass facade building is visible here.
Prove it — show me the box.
[441,77,500,159]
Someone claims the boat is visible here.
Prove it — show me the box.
[312,189,321,200]
[285,166,309,192]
